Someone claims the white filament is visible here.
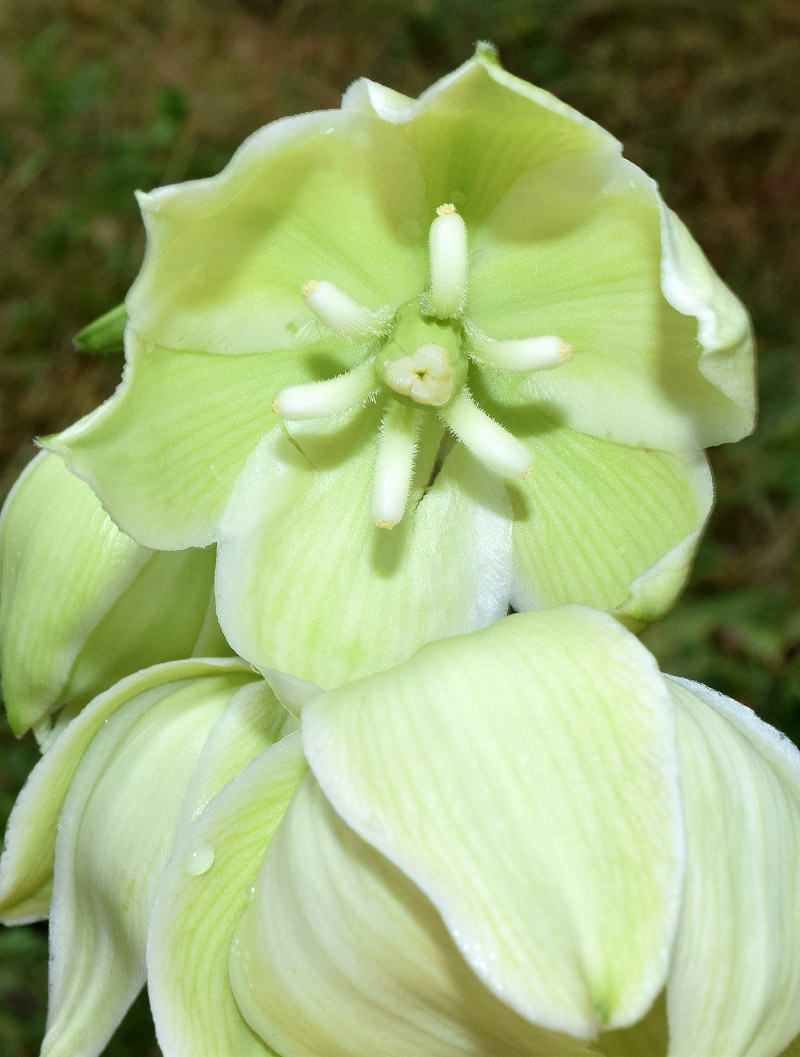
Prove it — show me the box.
[272,361,377,420]
[470,333,573,372]
[302,280,381,341]
[440,390,532,478]
[428,204,468,319]
[370,403,421,529]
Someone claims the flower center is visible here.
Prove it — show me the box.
[271,204,574,529]
[383,344,453,406]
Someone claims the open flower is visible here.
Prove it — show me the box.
[4,608,797,1057]
[48,46,753,688]
[0,452,230,742]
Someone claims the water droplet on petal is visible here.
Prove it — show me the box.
[186,845,215,876]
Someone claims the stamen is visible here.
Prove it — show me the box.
[383,343,454,407]
[302,279,381,341]
[440,390,532,479]
[428,204,468,319]
[272,361,378,420]
[469,333,573,373]
[371,403,421,530]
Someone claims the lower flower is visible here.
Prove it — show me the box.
[2,607,798,1057]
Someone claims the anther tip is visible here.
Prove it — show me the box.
[520,466,534,481]
[270,398,281,414]
[436,203,457,216]
[376,519,396,531]
[559,342,574,362]
[302,279,320,297]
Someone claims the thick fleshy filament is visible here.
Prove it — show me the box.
[469,333,573,372]
[302,280,383,341]
[441,390,532,479]
[428,204,468,319]
[272,361,378,420]
[370,403,421,530]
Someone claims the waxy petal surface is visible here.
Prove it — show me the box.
[469,155,754,452]
[666,678,800,1057]
[148,734,307,1057]
[498,405,713,621]
[230,772,593,1057]
[40,665,255,1057]
[0,659,247,925]
[344,46,618,226]
[128,110,427,355]
[48,328,354,548]
[303,608,684,1037]
[216,409,513,686]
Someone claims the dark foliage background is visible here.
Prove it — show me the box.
[0,0,798,1052]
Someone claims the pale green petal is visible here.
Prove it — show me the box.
[127,110,427,355]
[216,407,513,687]
[498,402,712,621]
[343,45,618,225]
[469,156,754,451]
[41,666,256,1057]
[48,326,356,548]
[666,677,800,1057]
[0,453,227,735]
[0,659,249,925]
[780,1036,800,1057]
[231,772,594,1057]
[0,452,147,734]
[148,733,307,1057]
[303,608,684,1037]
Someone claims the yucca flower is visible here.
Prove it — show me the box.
[46,45,753,689]
[0,452,229,743]
[3,608,797,1057]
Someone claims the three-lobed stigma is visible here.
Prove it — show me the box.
[272,205,573,529]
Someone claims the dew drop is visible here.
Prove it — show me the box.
[186,845,215,876]
[193,264,208,286]
[323,126,335,136]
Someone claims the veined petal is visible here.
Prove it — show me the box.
[230,772,594,1057]
[216,407,513,687]
[0,452,229,736]
[47,326,355,548]
[148,733,307,1057]
[469,154,754,451]
[41,665,257,1057]
[0,452,144,734]
[127,110,427,354]
[303,608,684,1037]
[666,677,800,1057]
[343,45,618,226]
[0,659,249,926]
[500,400,712,622]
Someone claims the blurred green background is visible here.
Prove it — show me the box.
[0,0,798,1052]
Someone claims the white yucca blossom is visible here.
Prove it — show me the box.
[1,607,797,1057]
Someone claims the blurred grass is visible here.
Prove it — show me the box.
[0,0,798,1053]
